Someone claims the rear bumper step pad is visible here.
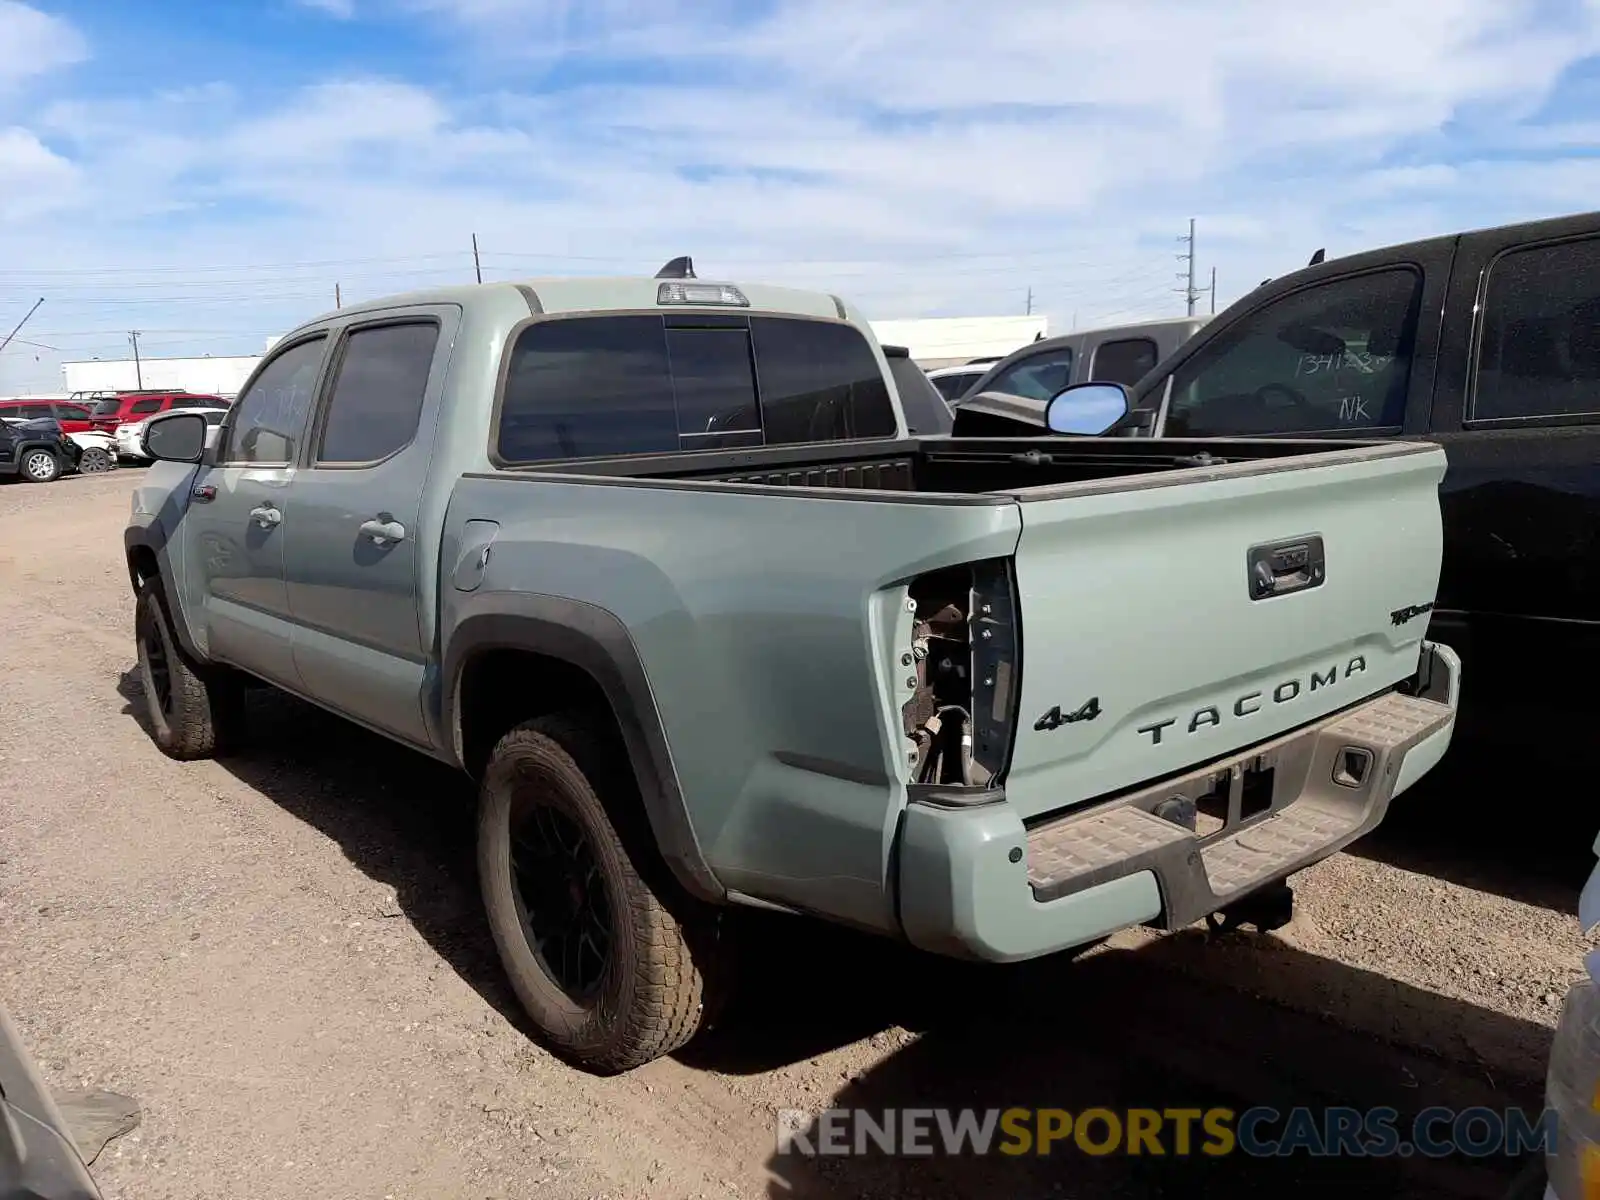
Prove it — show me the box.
[1025,689,1453,929]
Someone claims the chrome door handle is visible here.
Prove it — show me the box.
[250,505,282,529]
[359,517,407,545]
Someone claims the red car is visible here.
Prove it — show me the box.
[83,391,229,433]
[0,398,99,434]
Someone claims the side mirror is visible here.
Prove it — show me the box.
[143,410,208,463]
[1043,382,1131,436]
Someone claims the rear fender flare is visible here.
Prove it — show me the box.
[443,594,725,903]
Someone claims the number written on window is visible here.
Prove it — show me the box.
[316,323,439,464]
[1474,237,1600,423]
[222,337,327,464]
[1164,269,1421,436]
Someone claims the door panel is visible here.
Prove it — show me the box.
[187,467,300,686]
[284,312,454,746]
[189,333,331,687]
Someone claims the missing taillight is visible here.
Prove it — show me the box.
[900,558,1019,788]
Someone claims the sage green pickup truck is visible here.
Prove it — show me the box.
[124,264,1461,1073]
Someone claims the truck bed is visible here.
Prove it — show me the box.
[488,434,1424,500]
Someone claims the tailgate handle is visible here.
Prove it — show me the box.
[1247,535,1325,601]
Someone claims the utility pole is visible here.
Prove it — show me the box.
[472,233,482,284]
[1025,287,1033,316]
[0,297,44,358]
[335,282,342,309]
[1176,217,1200,316]
[129,330,144,389]
[1209,266,1217,315]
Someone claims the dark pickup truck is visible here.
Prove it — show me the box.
[992,208,1600,763]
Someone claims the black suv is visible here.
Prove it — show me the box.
[0,417,79,483]
[1006,207,1600,769]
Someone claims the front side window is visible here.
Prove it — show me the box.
[221,337,328,464]
[1473,236,1600,422]
[19,403,54,420]
[1164,269,1421,436]
[316,322,439,464]
[982,348,1075,402]
[54,404,89,421]
[496,314,897,463]
[1090,338,1158,387]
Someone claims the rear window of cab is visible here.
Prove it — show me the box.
[495,314,899,463]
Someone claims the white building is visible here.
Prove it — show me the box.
[867,315,1048,368]
[61,354,263,398]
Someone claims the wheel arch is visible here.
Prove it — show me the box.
[444,595,725,904]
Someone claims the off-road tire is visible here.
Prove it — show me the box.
[134,580,246,760]
[20,449,60,483]
[478,713,721,1074]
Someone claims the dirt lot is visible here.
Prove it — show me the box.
[1,469,1594,1199]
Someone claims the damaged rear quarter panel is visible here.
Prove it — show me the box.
[441,473,1020,933]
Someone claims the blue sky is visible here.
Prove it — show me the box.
[5,0,1600,390]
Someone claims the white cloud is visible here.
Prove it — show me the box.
[5,0,1600,393]
[0,1,86,92]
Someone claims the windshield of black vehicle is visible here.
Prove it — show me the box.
[89,400,123,417]
[887,357,953,435]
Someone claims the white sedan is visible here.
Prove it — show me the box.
[117,407,228,462]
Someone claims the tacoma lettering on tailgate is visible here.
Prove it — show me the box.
[1136,656,1368,745]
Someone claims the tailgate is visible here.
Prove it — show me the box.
[1000,442,1446,820]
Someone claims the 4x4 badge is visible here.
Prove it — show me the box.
[1035,698,1102,732]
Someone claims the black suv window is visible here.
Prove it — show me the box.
[1090,338,1158,386]
[316,322,439,464]
[982,347,1075,402]
[496,314,896,462]
[1473,237,1600,423]
[1164,269,1422,436]
[222,337,327,464]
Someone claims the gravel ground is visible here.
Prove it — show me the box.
[1,469,1593,1199]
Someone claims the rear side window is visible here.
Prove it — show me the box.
[89,399,121,417]
[18,403,54,420]
[982,347,1075,402]
[316,322,439,464]
[496,314,896,462]
[53,404,89,420]
[1090,338,1158,386]
[129,397,163,416]
[1164,269,1421,436]
[1473,236,1600,422]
